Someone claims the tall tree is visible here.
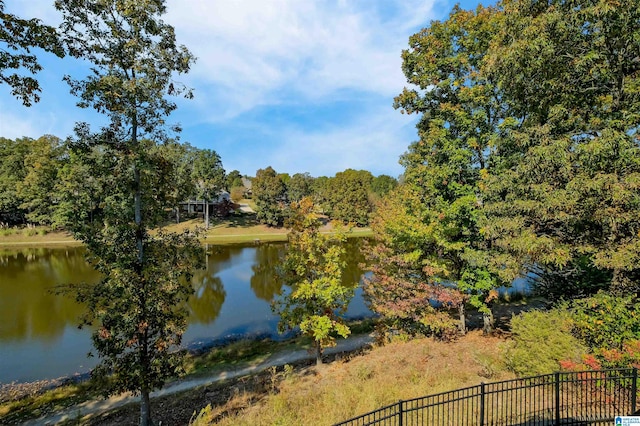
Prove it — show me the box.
[329,169,373,226]
[273,197,354,365]
[370,174,398,198]
[367,5,505,334]
[398,5,507,332]
[55,1,199,424]
[225,169,243,191]
[253,166,287,226]
[52,143,105,229]
[191,148,225,229]
[482,0,640,295]
[155,141,198,224]
[363,185,466,338]
[311,175,333,215]
[0,0,64,106]
[286,172,313,203]
[17,135,64,226]
[0,136,30,224]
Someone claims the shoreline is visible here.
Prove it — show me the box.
[0,228,373,248]
[0,314,375,397]
[0,316,375,411]
[19,333,376,425]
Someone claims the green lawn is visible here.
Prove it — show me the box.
[0,214,373,247]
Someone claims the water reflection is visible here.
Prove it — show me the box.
[251,244,286,301]
[342,239,367,287]
[0,248,99,342]
[0,242,368,343]
[189,271,226,324]
[0,240,371,383]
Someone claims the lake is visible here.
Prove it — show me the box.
[0,241,371,384]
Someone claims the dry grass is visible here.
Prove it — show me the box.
[0,228,79,248]
[192,331,514,426]
[9,331,511,425]
[0,216,372,247]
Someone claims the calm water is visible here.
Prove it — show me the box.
[0,241,370,384]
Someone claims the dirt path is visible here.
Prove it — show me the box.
[25,335,373,425]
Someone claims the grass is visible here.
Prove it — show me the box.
[0,213,373,247]
[0,381,101,425]
[191,331,514,426]
[0,226,79,248]
[31,328,513,425]
[0,319,376,424]
[184,319,376,378]
[183,337,310,378]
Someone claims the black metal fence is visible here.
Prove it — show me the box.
[335,368,638,425]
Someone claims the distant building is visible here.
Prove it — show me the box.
[180,190,232,215]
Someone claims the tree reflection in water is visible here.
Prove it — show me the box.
[341,238,367,287]
[250,243,286,302]
[188,272,226,324]
[0,241,371,383]
[0,248,99,342]
[0,241,367,342]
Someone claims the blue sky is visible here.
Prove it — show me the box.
[1,0,482,178]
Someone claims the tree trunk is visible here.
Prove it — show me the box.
[133,106,151,426]
[175,206,180,224]
[482,309,494,335]
[204,198,209,230]
[458,303,466,335]
[315,340,323,366]
[139,389,151,426]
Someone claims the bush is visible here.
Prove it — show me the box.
[229,186,245,202]
[504,309,588,377]
[570,292,640,351]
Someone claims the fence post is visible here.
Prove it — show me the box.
[555,372,561,425]
[480,382,485,426]
[633,367,638,415]
[398,400,403,426]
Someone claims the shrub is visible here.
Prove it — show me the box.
[570,292,640,351]
[559,342,640,372]
[504,309,588,377]
[229,186,245,202]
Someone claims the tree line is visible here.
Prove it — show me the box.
[0,135,231,228]
[364,0,640,347]
[0,134,397,230]
[251,166,397,227]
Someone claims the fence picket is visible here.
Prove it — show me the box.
[334,368,637,426]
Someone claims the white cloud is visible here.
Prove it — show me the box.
[167,0,439,121]
[0,99,60,139]
[6,0,438,117]
[3,0,439,176]
[3,1,60,25]
[241,105,418,177]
